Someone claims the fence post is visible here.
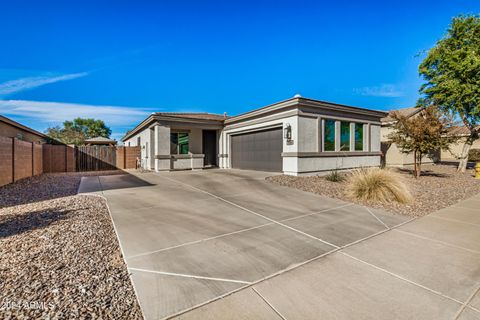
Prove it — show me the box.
[31,142,34,176]
[11,138,15,183]
[124,147,126,169]
[64,145,67,172]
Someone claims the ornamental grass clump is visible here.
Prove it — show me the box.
[346,168,413,204]
[325,170,344,182]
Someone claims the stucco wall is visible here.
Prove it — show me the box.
[0,122,46,143]
[123,127,152,169]
[380,125,436,167]
[441,137,480,161]
[221,111,298,170]
[291,155,380,176]
[124,123,209,171]
[223,110,383,175]
[297,116,318,152]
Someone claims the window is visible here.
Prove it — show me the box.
[340,122,350,151]
[322,120,367,153]
[170,132,189,154]
[137,137,141,146]
[324,119,335,151]
[355,124,364,151]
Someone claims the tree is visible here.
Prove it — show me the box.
[45,118,111,145]
[388,106,456,178]
[418,15,480,172]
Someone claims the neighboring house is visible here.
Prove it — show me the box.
[441,125,480,161]
[0,115,48,143]
[122,96,387,176]
[380,106,438,167]
[84,136,117,146]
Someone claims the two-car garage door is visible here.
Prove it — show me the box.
[230,127,283,172]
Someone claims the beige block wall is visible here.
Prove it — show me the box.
[441,137,480,161]
[381,126,436,167]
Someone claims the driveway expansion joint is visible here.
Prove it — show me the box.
[340,251,465,306]
[364,206,390,229]
[278,203,354,223]
[163,176,340,249]
[126,222,275,260]
[252,287,288,320]
[128,267,252,285]
[453,286,480,319]
[163,210,418,319]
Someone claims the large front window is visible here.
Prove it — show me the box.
[322,119,366,152]
[170,132,189,154]
[324,119,335,151]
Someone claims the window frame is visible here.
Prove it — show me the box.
[322,119,367,153]
[323,119,336,152]
[354,123,364,151]
[339,121,350,151]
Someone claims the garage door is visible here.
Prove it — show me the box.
[231,127,283,172]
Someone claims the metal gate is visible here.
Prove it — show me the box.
[76,146,117,171]
[230,127,283,172]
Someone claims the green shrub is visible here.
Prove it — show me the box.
[325,170,344,182]
[346,168,413,204]
[468,149,480,162]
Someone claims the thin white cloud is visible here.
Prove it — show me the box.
[0,72,88,96]
[0,100,153,126]
[354,84,404,98]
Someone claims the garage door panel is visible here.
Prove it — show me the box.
[231,127,282,172]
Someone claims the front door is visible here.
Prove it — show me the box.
[202,130,217,167]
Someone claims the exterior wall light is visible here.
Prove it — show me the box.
[284,123,292,140]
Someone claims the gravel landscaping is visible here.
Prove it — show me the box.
[0,172,143,319]
[267,164,480,217]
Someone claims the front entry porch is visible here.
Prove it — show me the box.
[151,121,221,171]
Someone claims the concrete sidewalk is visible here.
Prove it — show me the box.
[173,193,480,320]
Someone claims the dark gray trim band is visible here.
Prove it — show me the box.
[281,151,382,158]
[155,154,205,159]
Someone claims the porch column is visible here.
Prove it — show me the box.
[154,124,171,171]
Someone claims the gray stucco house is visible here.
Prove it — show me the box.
[122,96,387,176]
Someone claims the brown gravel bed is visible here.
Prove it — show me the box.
[0,173,143,319]
[267,164,480,217]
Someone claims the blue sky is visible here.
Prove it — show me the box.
[1,1,478,140]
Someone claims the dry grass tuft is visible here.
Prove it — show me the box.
[345,168,413,204]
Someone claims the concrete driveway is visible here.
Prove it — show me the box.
[79,169,480,320]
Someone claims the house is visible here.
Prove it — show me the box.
[84,136,117,146]
[0,115,49,143]
[380,106,439,167]
[441,125,480,161]
[122,96,387,176]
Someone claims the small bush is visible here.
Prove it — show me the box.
[468,149,480,162]
[325,170,344,182]
[346,168,413,204]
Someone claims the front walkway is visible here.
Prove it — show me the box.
[79,170,480,320]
